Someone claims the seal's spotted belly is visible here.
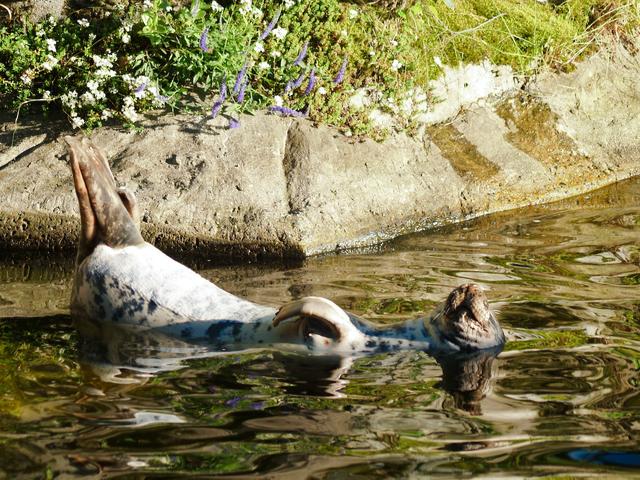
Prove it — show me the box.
[75,244,279,345]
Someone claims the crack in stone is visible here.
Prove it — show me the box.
[282,122,309,216]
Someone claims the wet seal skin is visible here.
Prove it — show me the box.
[66,136,505,356]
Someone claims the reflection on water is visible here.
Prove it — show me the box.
[0,177,639,478]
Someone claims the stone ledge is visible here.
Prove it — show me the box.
[0,44,639,261]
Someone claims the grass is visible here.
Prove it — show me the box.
[0,0,638,136]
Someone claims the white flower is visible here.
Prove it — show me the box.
[46,38,57,52]
[349,8,358,19]
[122,21,132,32]
[369,50,376,56]
[258,61,270,70]
[270,50,281,58]
[101,110,113,120]
[340,29,348,37]
[165,5,172,11]
[239,0,252,15]
[96,68,116,78]
[272,27,287,40]
[122,32,131,44]
[274,95,283,106]
[390,39,398,47]
[81,91,96,105]
[254,41,265,53]
[77,18,90,27]
[211,1,223,12]
[36,29,45,37]
[20,73,32,85]
[284,0,295,8]
[71,114,85,129]
[391,59,403,71]
[43,90,51,99]
[317,86,327,95]
[122,96,138,122]
[61,90,78,109]
[87,80,100,92]
[88,33,96,42]
[251,6,263,17]
[93,55,113,68]
[143,0,152,8]
[42,54,59,71]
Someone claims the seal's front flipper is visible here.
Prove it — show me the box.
[273,297,358,349]
[65,136,144,261]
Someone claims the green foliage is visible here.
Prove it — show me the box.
[0,0,638,135]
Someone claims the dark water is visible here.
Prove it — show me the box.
[1,177,640,479]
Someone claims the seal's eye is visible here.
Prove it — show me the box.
[299,315,340,342]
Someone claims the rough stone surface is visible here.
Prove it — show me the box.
[5,0,66,22]
[0,44,639,261]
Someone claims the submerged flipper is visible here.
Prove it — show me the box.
[65,136,144,262]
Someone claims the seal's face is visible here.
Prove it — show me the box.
[430,284,505,351]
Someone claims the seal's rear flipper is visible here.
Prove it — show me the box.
[65,136,144,261]
[273,297,359,348]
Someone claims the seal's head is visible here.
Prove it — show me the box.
[429,284,504,352]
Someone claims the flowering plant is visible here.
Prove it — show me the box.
[3,0,624,137]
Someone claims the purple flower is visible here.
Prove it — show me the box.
[293,41,308,66]
[199,27,210,52]
[259,9,281,40]
[236,79,248,103]
[250,401,265,410]
[233,63,248,95]
[219,76,227,99]
[225,396,241,407]
[211,100,223,118]
[269,105,307,117]
[228,117,240,129]
[134,82,147,97]
[155,94,169,104]
[334,56,348,84]
[211,75,227,118]
[285,72,306,92]
[304,68,316,95]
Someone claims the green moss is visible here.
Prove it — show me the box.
[505,329,589,351]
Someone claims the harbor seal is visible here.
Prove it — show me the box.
[66,137,505,355]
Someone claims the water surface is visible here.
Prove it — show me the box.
[1,177,639,478]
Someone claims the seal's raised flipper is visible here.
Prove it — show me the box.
[65,136,144,262]
[273,296,359,348]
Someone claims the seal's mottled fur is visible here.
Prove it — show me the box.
[67,137,504,354]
